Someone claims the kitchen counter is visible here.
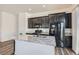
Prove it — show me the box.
[26,33,49,36]
[27,36,56,46]
[26,33,72,37]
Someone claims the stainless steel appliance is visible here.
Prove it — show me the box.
[49,13,66,47]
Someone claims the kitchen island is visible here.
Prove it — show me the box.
[15,35,56,55]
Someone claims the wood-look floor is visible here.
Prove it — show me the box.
[55,47,76,55]
[0,40,76,55]
[0,40,15,55]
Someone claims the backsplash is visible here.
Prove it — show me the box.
[26,28,71,33]
[65,28,72,34]
[26,28,49,33]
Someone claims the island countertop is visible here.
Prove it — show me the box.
[26,36,56,46]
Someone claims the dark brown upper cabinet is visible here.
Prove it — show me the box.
[65,13,72,28]
[28,17,42,28]
[49,12,66,25]
[32,17,42,28]
[41,16,49,28]
[49,14,57,24]
[28,12,72,28]
[28,16,49,28]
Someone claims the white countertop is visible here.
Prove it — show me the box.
[27,36,56,46]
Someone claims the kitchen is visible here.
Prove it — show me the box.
[17,6,72,55]
[0,4,79,55]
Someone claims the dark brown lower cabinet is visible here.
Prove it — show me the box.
[64,36,72,48]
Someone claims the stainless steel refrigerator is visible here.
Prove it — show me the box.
[49,13,66,47]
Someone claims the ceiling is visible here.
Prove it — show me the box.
[0,4,73,13]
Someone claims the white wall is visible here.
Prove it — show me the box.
[72,5,79,54]
[72,7,77,54]
[18,12,31,40]
[0,12,1,40]
[25,13,31,33]
[18,12,31,34]
[0,12,17,42]
[18,13,26,35]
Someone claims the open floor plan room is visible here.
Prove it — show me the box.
[0,4,79,55]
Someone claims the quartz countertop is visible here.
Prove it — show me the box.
[26,32,72,36]
[26,33,49,36]
[27,36,56,46]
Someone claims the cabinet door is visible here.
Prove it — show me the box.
[41,16,49,28]
[44,16,49,28]
[64,36,72,48]
[32,18,38,28]
[49,13,66,24]
[38,17,42,25]
[32,17,42,28]
[49,15,57,24]
[65,13,72,28]
[56,13,66,23]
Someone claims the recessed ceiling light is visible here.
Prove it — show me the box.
[42,5,46,7]
[28,8,32,11]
